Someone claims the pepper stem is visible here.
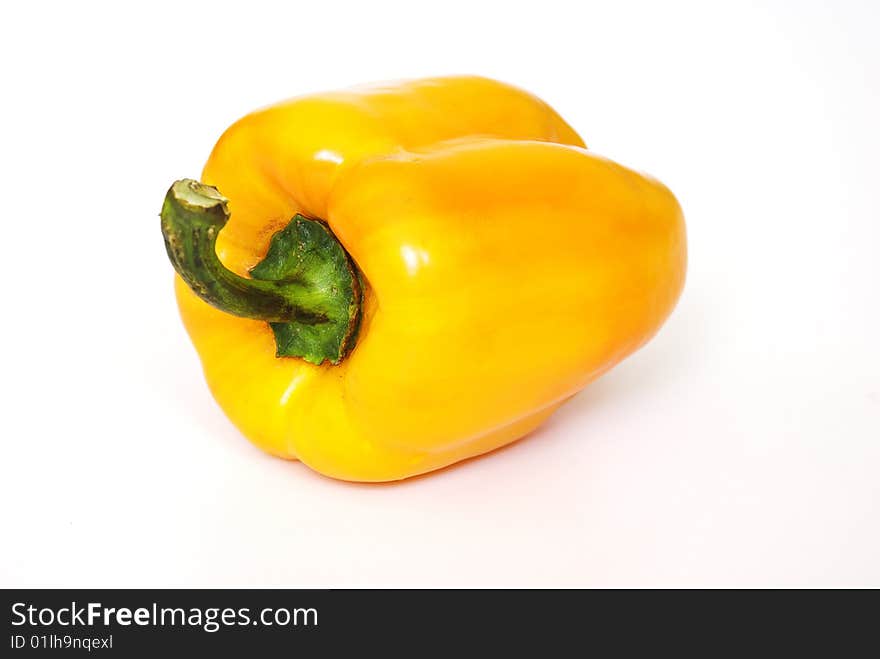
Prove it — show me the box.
[160,179,362,364]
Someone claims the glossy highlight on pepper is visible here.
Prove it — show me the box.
[160,75,687,482]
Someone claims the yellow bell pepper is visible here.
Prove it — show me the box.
[160,76,686,482]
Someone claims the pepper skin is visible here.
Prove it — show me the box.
[163,76,686,482]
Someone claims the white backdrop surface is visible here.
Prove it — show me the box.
[1,1,878,586]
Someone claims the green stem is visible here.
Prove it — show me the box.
[160,179,362,364]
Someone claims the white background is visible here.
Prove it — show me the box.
[1,1,878,587]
